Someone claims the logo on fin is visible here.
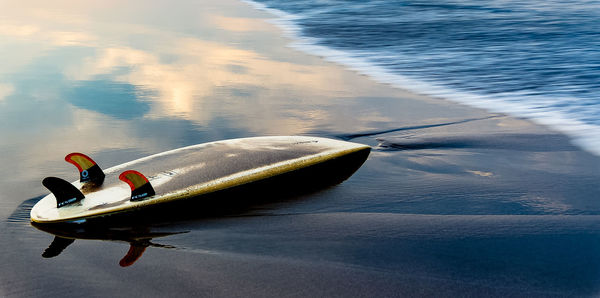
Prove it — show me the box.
[42,177,85,208]
[119,170,155,201]
[65,153,105,186]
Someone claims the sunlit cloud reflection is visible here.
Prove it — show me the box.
[0,84,14,102]
[0,0,414,199]
[210,15,272,32]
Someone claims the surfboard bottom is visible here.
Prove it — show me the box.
[36,147,370,225]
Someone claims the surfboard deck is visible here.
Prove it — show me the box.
[31,136,370,223]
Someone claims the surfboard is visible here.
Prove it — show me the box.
[31,136,370,223]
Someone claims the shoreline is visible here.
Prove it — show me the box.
[241,0,600,157]
[233,0,600,217]
[2,0,598,214]
[2,0,600,296]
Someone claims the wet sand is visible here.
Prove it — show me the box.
[1,0,600,297]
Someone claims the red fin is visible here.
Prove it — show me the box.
[65,153,96,172]
[65,153,105,185]
[119,170,155,201]
[119,243,147,267]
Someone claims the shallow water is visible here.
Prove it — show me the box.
[1,0,600,296]
[247,0,600,156]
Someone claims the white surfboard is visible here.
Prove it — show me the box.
[31,136,370,223]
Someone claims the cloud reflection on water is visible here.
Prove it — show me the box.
[1,0,398,131]
[0,84,14,102]
[0,0,407,203]
[2,2,600,296]
[0,0,563,213]
[66,39,388,128]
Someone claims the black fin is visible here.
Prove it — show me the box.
[42,236,75,258]
[42,177,85,208]
[81,164,105,185]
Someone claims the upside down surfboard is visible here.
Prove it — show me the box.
[31,136,370,223]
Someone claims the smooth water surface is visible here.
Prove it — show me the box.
[1,0,600,296]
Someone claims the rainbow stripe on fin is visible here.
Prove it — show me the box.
[65,153,105,186]
[42,177,85,208]
[119,170,155,201]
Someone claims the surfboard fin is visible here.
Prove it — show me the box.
[42,236,75,258]
[65,153,105,186]
[42,177,85,208]
[119,170,155,201]
[119,241,149,267]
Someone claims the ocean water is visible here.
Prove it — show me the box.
[245,0,600,156]
[2,0,600,296]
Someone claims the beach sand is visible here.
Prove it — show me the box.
[1,0,600,296]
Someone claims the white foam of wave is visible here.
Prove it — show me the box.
[242,0,600,157]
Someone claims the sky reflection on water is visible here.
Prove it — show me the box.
[0,0,504,210]
[2,0,600,296]
[0,0,419,206]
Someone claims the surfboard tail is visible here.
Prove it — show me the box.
[119,170,155,201]
[42,177,85,208]
[65,153,105,186]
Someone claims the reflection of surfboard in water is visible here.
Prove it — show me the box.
[33,223,184,267]
[31,136,370,223]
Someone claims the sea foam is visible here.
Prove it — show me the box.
[243,0,600,157]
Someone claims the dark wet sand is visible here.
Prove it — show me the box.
[1,0,600,297]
